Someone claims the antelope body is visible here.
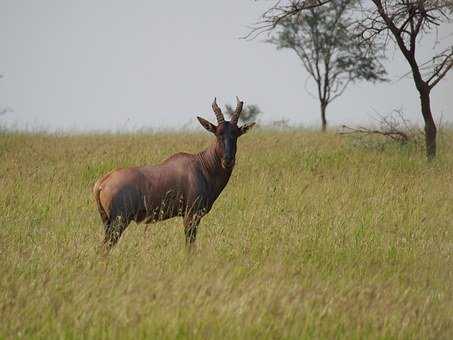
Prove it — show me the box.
[93,98,255,251]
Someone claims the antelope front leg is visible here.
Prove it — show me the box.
[183,214,201,250]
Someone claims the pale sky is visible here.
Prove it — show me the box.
[1,0,452,131]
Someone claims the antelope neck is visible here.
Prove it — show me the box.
[197,141,233,186]
[198,142,223,172]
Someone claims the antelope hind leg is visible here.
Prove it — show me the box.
[103,216,130,253]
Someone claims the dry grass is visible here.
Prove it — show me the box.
[1,129,452,339]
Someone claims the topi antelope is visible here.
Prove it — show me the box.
[93,97,255,251]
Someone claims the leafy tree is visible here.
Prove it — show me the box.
[224,103,262,124]
[266,0,386,131]
[252,0,452,159]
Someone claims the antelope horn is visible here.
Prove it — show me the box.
[212,98,225,124]
[231,96,244,125]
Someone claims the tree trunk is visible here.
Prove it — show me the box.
[419,84,437,160]
[320,102,327,132]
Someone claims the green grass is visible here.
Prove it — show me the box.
[1,129,452,339]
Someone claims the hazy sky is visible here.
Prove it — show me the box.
[1,0,452,131]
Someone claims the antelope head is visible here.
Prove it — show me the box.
[197,97,255,169]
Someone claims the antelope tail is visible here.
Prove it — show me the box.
[93,178,109,224]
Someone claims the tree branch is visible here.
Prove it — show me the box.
[428,49,453,89]
[245,0,332,39]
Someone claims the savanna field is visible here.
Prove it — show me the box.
[1,129,453,339]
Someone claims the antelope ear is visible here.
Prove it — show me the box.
[197,116,217,134]
[239,122,256,136]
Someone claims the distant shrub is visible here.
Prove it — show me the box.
[224,103,262,124]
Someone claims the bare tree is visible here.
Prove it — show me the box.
[267,0,386,131]
[250,0,452,160]
[356,0,452,160]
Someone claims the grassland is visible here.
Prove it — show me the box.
[1,129,452,339]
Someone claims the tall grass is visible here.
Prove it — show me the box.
[1,129,452,339]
